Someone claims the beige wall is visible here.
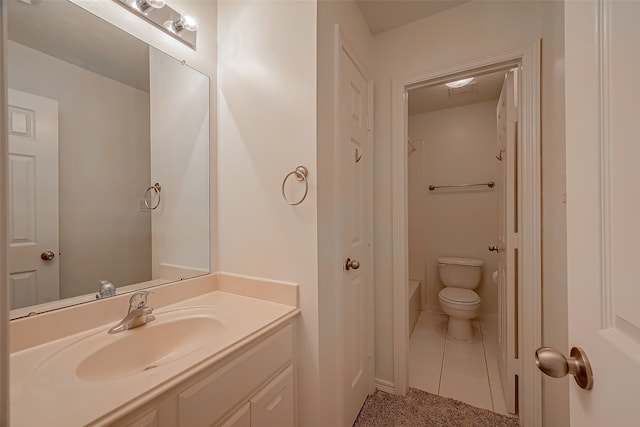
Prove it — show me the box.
[372,1,568,424]
[408,100,499,316]
[8,41,152,299]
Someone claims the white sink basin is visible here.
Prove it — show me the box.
[77,315,224,381]
[35,306,234,383]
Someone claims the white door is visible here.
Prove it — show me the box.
[562,0,640,424]
[338,42,373,425]
[7,89,59,309]
[496,69,518,414]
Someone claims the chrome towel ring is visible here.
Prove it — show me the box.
[144,182,162,210]
[282,166,308,206]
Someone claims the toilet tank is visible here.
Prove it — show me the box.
[437,257,484,289]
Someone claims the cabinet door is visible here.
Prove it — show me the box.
[178,325,293,427]
[250,366,294,427]
[219,403,251,427]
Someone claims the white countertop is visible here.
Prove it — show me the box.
[10,288,299,426]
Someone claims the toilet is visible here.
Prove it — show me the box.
[437,256,483,341]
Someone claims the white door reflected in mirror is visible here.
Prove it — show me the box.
[8,89,60,309]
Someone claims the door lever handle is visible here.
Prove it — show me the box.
[488,245,501,253]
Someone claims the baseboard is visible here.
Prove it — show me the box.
[374,378,396,394]
[425,305,443,315]
[478,313,498,321]
[422,307,498,322]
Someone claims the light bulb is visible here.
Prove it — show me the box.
[167,12,198,33]
[445,77,475,89]
[180,13,198,31]
[134,0,165,13]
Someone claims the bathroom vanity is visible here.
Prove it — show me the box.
[9,275,299,426]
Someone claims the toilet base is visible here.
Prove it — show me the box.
[446,317,474,341]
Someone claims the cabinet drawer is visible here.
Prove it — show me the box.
[119,408,159,427]
[219,402,251,427]
[250,365,294,427]
[110,394,175,427]
[178,324,293,427]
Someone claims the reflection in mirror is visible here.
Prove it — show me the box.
[6,0,210,319]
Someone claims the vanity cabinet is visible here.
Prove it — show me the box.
[220,366,294,427]
[112,323,295,427]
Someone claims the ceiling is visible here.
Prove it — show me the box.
[408,70,506,115]
[357,0,471,34]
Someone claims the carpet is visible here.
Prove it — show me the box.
[353,388,520,427]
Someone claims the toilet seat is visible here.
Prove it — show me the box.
[439,288,480,305]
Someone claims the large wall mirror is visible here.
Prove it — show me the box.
[6,0,210,319]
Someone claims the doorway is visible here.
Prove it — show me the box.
[405,67,516,416]
[390,41,542,426]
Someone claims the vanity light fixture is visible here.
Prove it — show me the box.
[445,77,475,88]
[113,0,198,49]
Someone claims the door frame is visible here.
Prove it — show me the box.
[390,40,542,425]
[0,1,9,424]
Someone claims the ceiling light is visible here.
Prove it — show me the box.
[445,77,475,89]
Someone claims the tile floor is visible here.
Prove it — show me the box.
[409,311,516,417]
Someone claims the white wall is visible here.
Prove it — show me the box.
[149,47,209,279]
[8,41,152,299]
[216,1,320,425]
[372,1,568,424]
[408,100,499,316]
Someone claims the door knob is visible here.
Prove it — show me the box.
[40,251,55,261]
[535,346,593,390]
[488,245,501,253]
[345,258,360,271]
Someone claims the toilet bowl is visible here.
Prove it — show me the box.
[437,257,483,341]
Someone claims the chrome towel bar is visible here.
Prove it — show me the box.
[428,181,495,191]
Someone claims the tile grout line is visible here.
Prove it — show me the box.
[479,319,496,412]
[437,318,447,395]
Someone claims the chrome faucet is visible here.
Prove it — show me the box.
[108,291,155,334]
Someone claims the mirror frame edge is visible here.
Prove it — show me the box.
[1,0,10,423]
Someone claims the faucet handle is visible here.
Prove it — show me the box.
[128,291,151,312]
[96,280,116,299]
